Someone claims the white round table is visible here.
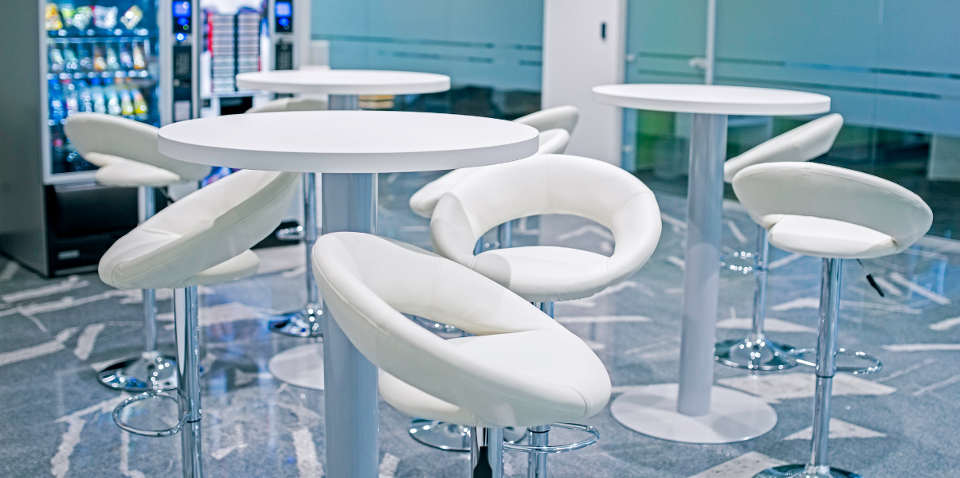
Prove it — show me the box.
[236,70,449,391]
[594,83,830,444]
[159,110,538,478]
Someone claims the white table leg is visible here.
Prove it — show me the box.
[609,113,777,443]
[268,94,360,390]
[321,171,380,477]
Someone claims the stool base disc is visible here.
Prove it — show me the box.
[715,337,800,372]
[268,344,325,390]
[610,383,776,444]
[754,464,860,478]
[97,354,178,393]
[267,304,324,338]
[408,420,526,452]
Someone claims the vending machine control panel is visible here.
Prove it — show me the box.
[275,1,294,33]
[271,0,297,71]
[171,0,195,121]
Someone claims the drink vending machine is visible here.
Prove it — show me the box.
[0,0,201,276]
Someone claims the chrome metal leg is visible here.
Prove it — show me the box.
[755,259,860,478]
[322,170,379,478]
[525,302,555,478]
[715,227,799,371]
[268,172,324,338]
[470,427,504,478]
[175,286,203,478]
[99,187,177,392]
[526,424,550,478]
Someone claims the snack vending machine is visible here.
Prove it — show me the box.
[0,0,201,276]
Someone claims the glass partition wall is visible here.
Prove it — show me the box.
[623,0,960,239]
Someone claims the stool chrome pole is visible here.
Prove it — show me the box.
[715,227,799,371]
[98,186,178,392]
[526,302,555,478]
[470,427,504,478]
[755,259,859,478]
[268,173,324,337]
[176,286,204,478]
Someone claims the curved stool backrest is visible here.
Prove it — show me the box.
[732,162,932,257]
[99,170,299,289]
[313,232,608,426]
[64,113,210,182]
[246,96,329,114]
[408,129,571,219]
[723,113,843,182]
[431,154,662,286]
[514,105,579,134]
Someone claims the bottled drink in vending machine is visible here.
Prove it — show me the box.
[132,87,148,119]
[62,80,78,116]
[49,44,65,73]
[104,79,121,116]
[90,79,107,114]
[93,44,107,72]
[119,80,134,116]
[63,45,78,72]
[132,42,146,70]
[77,81,93,112]
[119,42,134,69]
[48,79,65,123]
[106,44,120,71]
[77,43,92,72]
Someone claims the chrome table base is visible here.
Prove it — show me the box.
[716,227,801,372]
[98,352,178,392]
[754,464,860,478]
[269,172,323,338]
[714,336,798,372]
[266,303,324,338]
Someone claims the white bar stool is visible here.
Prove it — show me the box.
[98,170,298,478]
[430,154,662,477]
[312,232,612,478]
[715,113,844,372]
[65,113,210,393]
[732,162,932,478]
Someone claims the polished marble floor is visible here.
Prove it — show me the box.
[1,171,958,477]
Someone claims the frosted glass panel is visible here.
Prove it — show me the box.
[311,0,543,91]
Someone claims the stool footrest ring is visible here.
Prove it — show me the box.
[112,391,185,437]
[794,347,883,375]
[503,423,599,455]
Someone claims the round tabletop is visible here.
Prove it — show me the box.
[236,69,451,96]
[158,111,540,173]
[593,83,830,116]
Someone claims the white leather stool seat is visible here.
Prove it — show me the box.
[100,170,299,289]
[768,215,895,259]
[409,128,571,219]
[380,328,606,425]
[514,105,579,133]
[65,113,210,187]
[86,153,183,187]
[472,246,611,302]
[431,154,662,302]
[733,162,932,259]
[312,232,611,427]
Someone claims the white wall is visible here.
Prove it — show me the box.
[542,0,626,165]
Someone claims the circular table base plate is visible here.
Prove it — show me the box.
[97,354,178,393]
[715,337,799,372]
[610,383,776,443]
[267,305,324,338]
[754,464,861,478]
[268,344,325,390]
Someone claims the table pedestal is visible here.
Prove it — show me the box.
[322,171,380,478]
[268,94,360,391]
[609,113,776,443]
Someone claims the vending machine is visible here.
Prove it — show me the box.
[0,0,201,276]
